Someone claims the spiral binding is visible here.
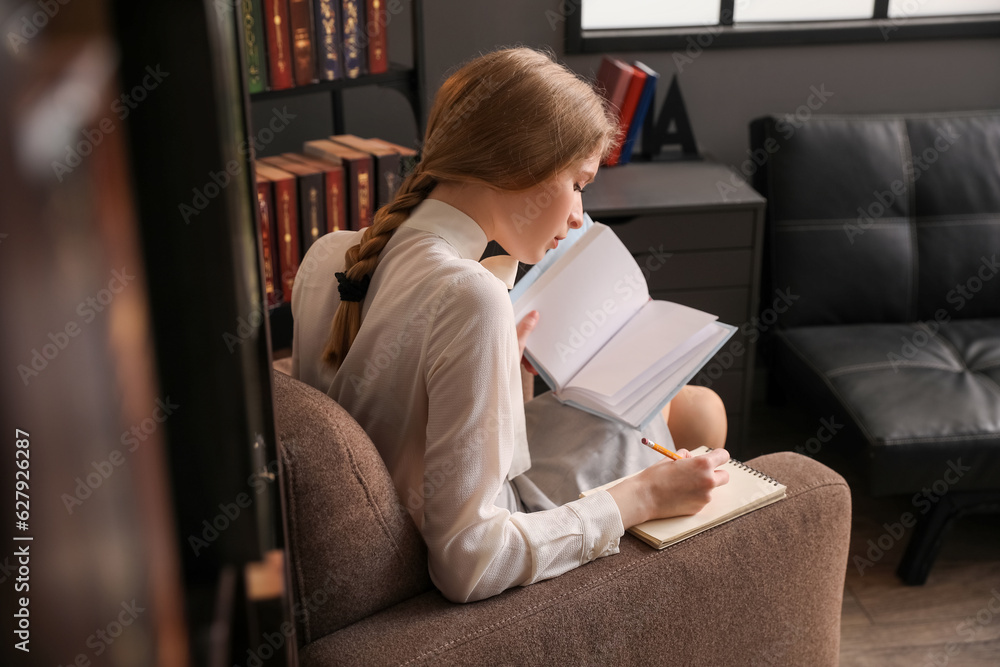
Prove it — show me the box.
[727,458,781,487]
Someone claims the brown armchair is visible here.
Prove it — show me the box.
[272,370,851,665]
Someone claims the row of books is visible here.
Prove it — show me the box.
[255,135,418,307]
[240,0,389,93]
[596,56,661,166]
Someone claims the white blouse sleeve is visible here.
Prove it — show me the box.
[422,269,624,603]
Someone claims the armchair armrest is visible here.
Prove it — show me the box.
[301,452,850,666]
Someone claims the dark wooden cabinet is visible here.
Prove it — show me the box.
[584,161,766,454]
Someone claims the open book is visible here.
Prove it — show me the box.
[510,218,736,429]
[581,446,787,549]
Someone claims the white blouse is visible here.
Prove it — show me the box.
[291,198,624,603]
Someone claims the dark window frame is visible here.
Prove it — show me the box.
[564,1,1000,53]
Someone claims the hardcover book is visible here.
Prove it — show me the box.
[260,155,326,257]
[264,0,294,90]
[303,139,373,229]
[254,161,300,301]
[341,0,364,78]
[619,62,658,165]
[240,0,268,93]
[255,172,281,307]
[365,137,418,181]
[366,0,388,74]
[510,216,736,429]
[284,153,347,233]
[330,134,400,208]
[606,64,647,166]
[288,0,317,86]
[313,0,343,80]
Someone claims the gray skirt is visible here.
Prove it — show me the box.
[497,392,674,513]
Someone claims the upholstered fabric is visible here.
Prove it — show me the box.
[750,111,1000,498]
[273,370,851,665]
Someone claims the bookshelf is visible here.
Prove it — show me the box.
[246,0,426,351]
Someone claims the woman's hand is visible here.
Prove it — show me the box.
[606,447,731,528]
[516,310,540,375]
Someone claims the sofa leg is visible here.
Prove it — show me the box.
[897,491,1000,585]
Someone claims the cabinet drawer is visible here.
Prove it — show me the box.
[602,210,755,254]
[637,248,753,291]
[651,287,749,326]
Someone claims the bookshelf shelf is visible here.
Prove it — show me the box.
[249,64,420,102]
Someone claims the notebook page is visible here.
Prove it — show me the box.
[512,224,648,387]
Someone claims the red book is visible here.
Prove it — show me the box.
[255,162,299,302]
[366,0,388,74]
[606,65,648,166]
[285,153,348,234]
[255,172,281,308]
[264,0,295,90]
[595,56,633,166]
[303,139,373,230]
[288,0,316,86]
[261,155,326,257]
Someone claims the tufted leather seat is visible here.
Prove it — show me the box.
[750,110,1000,583]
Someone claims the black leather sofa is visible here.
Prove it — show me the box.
[749,110,1000,584]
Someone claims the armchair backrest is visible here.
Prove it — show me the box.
[271,370,432,646]
[750,111,1000,328]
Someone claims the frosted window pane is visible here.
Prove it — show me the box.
[735,0,874,22]
[888,0,1000,18]
[581,0,722,29]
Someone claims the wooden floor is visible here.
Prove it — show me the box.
[745,380,1000,666]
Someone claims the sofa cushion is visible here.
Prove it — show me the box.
[272,370,433,644]
[773,320,1000,495]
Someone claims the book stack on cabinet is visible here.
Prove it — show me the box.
[240,0,390,92]
[581,161,766,455]
[254,135,417,306]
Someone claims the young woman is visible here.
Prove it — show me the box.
[291,47,730,603]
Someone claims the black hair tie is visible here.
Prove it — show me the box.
[335,272,371,302]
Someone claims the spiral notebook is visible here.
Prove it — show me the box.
[581,447,786,549]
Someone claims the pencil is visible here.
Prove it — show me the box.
[641,437,683,461]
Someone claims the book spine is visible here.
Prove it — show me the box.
[365,0,388,75]
[376,152,400,208]
[356,159,372,228]
[341,0,363,78]
[288,0,316,86]
[325,165,346,233]
[241,0,268,93]
[273,178,300,302]
[314,0,343,81]
[298,172,325,255]
[256,181,281,307]
[264,0,294,90]
[606,68,646,166]
[619,72,658,165]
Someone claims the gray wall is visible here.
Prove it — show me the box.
[256,0,1000,179]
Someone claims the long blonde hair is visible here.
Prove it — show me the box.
[321,47,617,368]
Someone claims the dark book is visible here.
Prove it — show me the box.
[365,137,418,181]
[288,0,316,86]
[341,0,364,78]
[606,64,647,166]
[261,155,326,257]
[264,0,294,90]
[240,0,268,93]
[313,0,344,80]
[284,153,348,233]
[255,162,299,301]
[595,56,634,167]
[303,139,373,230]
[619,62,659,165]
[331,134,400,208]
[365,0,388,75]
[255,172,281,307]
